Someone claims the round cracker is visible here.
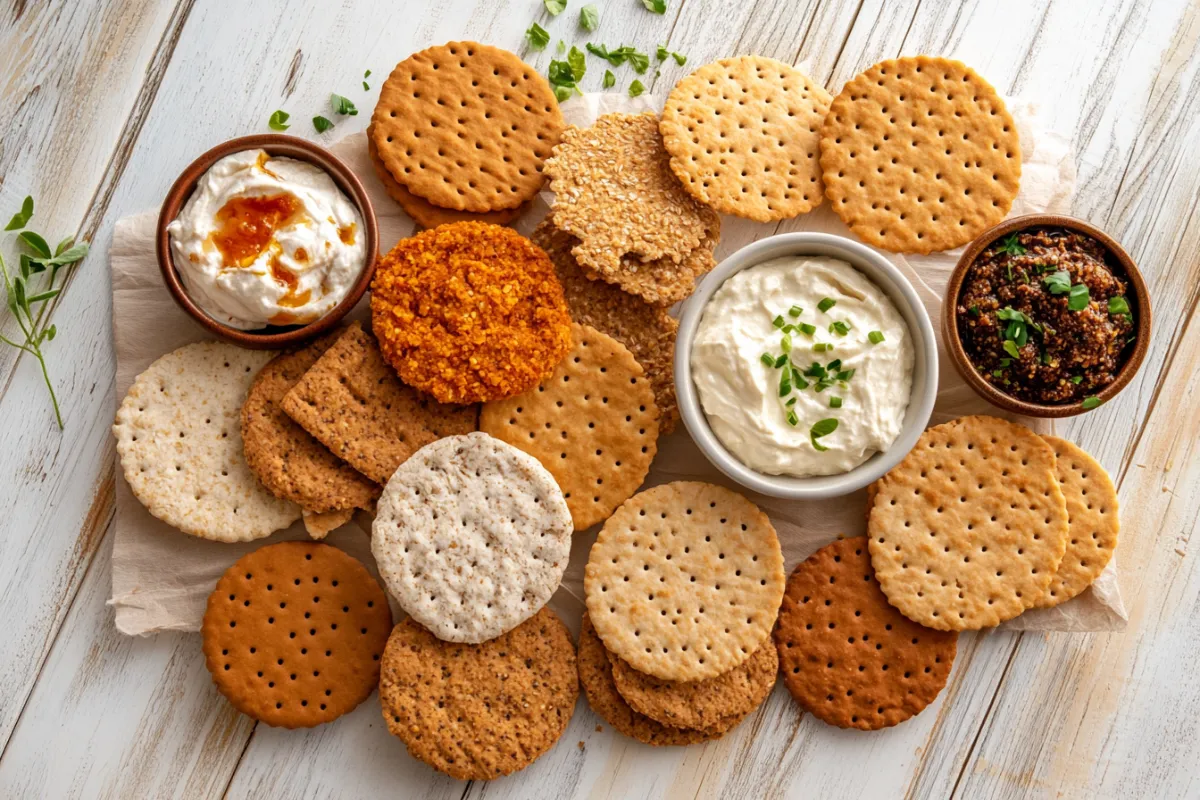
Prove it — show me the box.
[380,608,578,780]
[201,541,393,728]
[370,41,563,212]
[584,481,785,681]
[774,537,957,730]
[480,323,659,531]
[820,56,1021,253]
[1034,436,1119,608]
[372,432,572,643]
[661,56,832,221]
[114,342,300,542]
[868,415,1069,630]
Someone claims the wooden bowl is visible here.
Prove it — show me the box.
[156,134,378,350]
[943,214,1151,418]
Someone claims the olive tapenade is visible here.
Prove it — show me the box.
[956,227,1135,405]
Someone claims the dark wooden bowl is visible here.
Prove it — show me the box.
[943,214,1151,418]
[156,134,378,350]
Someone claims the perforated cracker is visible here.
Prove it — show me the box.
[113,342,300,542]
[820,56,1021,253]
[372,433,572,643]
[661,56,832,221]
[480,323,659,531]
[201,541,392,728]
[371,42,563,212]
[867,415,1068,630]
[584,481,785,681]
[1034,436,1119,608]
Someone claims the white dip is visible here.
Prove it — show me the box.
[167,149,366,330]
[691,255,914,477]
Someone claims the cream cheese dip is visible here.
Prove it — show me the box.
[691,255,914,477]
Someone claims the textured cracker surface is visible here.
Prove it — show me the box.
[281,323,476,485]
[480,323,659,531]
[380,608,578,780]
[114,342,300,542]
[1034,436,1119,608]
[661,56,832,221]
[820,56,1021,253]
[868,415,1068,630]
[301,507,355,540]
[201,542,392,728]
[371,42,563,212]
[584,481,785,681]
[774,537,957,730]
[372,433,572,643]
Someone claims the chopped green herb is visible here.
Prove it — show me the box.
[364,70,371,78]
[330,94,358,116]
[817,297,837,313]
[829,320,851,336]
[526,22,551,49]
[830,396,843,409]
[780,334,792,353]
[760,353,774,367]
[826,359,842,372]
[268,110,290,131]
[312,115,334,133]
[1070,375,1083,384]
[999,357,1013,367]
[786,409,799,426]
[798,322,816,336]
[810,418,839,451]
[548,51,587,100]
[996,233,1027,256]
[628,79,645,97]
[642,0,667,12]
[657,45,669,60]
[968,306,981,318]
[672,52,687,65]
[813,342,831,353]
[773,354,788,368]
[602,69,616,88]
[786,396,797,407]
[997,306,1034,346]
[1108,295,1131,317]
[363,80,370,91]
[1068,282,1090,311]
[628,51,649,73]
[1006,263,1014,282]
[586,43,649,70]
[793,373,809,391]
[836,368,855,382]
[868,330,885,344]
[1043,269,1071,295]
[788,305,803,317]
[1040,351,1053,366]
[557,40,567,54]
[1081,396,1102,410]
[781,324,798,334]
[992,369,1005,378]
[580,3,599,30]
[1002,339,1021,359]
[544,0,567,15]
[779,368,791,397]
[5,196,34,231]
[803,362,826,380]
[772,315,785,329]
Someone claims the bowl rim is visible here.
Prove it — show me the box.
[675,231,938,500]
[155,133,379,350]
[942,213,1152,418]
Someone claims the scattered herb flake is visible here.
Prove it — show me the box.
[628,79,645,97]
[1081,396,1102,410]
[5,196,34,231]
[788,305,802,317]
[1108,295,1131,317]
[642,0,667,12]
[813,342,831,353]
[968,306,981,318]
[312,115,335,133]
[773,354,788,368]
[557,40,567,54]
[602,69,616,88]
[526,22,551,49]
[544,0,567,15]
[1070,375,1083,384]
[772,314,785,329]
[760,353,774,367]
[817,297,837,313]
[1043,269,1071,295]
[330,94,358,116]
[829,320,851,336]
[868,330,885,344]
[798,322,816,336]
[786,409,799,426]
[780,334,792,353]
[268,110,290,131]
[1002,339,1021,359]
[997,233,1027,256]
[810,418,838,451]
[580,3,599,30]
[1067,282,1090,311]
[568,45,587,80]
[830,396,843,409]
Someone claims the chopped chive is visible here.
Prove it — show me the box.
[868,330,885,344]
[830,396,843,408]
[788,305,803,317]
[836,368,855,382]
[992,369,1005,378]
[786,396,797,407]
[794,374,809,391]
[968,306,981,318]
[786,410,799,426]
[779,368,791,397]
[817,297,837,313]
[773,354,788,368]
[798,322,816,336]
[810,418,838,451]
[1081,396,1102,410]
[829,320,851,336]
[781,334,792,353]
[760,353,775,367]
[813,342,831,353]
[772,315,785,329]
[826,359,842,372]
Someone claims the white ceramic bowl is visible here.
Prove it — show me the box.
[675,232,937,500]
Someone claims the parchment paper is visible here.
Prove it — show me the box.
[110,95,1125,636]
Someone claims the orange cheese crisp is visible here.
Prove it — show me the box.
[370,222,572,404]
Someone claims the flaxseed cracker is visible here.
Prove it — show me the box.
[371,42,563,212]
[380,608,578,780]
[242,331,379,513]
[114,342,300,542]
[820,56,1021,253]
[201,541,392,728]
[661,56,832,222]
[1034,436,1119,608]
[867,415,1068,630]
[480,323,659,531]
[774,537,958,730]
[280,323,476,485]
[531,221,680,431]
[584,481,785,681]
[589,219,720,307]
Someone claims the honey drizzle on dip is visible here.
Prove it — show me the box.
[211,193,304,268]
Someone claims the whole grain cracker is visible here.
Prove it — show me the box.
[371,42,563,212]
[1034,436,1119,608]
[661,56,832,221]
[242,331,380,513]
[545,112,720,304]
[820,56,1021,253]
[372,433,572,643]
[113,342,300,542]
[380,608,578,780]
[201,541,392,728]
[584,481,785,681]
[611,635,777,730]
[774,537,958,730]
[867,415,1068,630]
[302,507,354,540]
[531,221,680,431]
[578,613,741,745]
[480,323,659,531]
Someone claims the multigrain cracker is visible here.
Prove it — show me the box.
[1035,436,1119,608]
[661,56,832,221]
[531,221,680,431]
[584,482,785,681]
[592,219,720,307]
[114,342,300,542]
[371,42,563,212]
[480,323,659,531]
[370,222,573,404]
[301,507,354,540]
[372,433,572,643]
[201,541,392,728]
[241,331,379,513]
[820,56,1021,253]
[611,636,777,730]
[379,608,578,780]
[280,323,476,485]
[774,537,958,730]
[868,415,1068,630]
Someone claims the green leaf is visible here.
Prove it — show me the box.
[544,0,567,15]
[788,305,802,317]
[657,45,669,60]
[996,233,1027,256]
[1002,339,1021,359]
[810,417,838,451]
[830,396,842,409]
[642,0,667,12]
[628,79,646,98]
[603,69,616,88]
[12,274,27,312]
[54,236,75,257]
[553,85,574,102]
[26,288,60,304]
[1081,396,1102,410]
[268,109,290,131]
[672,51,687,65]
[557,40,567,54]
[1108,295,1131,317]
[793,371,809,391]
[580,3,599,30]
[330,94,358,116]
[1068,282,1090,311]
[868,330,885,344]
[1070,375,1083,384]
[5,196,33,231]
[363,80,370,91]
[41,242,88,267]
[312,115,335,133]
[18,231,51,259]
[628,51,650,74]
[836,368,855,382]
[817,296,836,313]
[567,46,587,81]
[1043,269,1071,295]
[587,43,644,67]
[364,69,371,78]
[526,22,551,49]
[43,324,56,342]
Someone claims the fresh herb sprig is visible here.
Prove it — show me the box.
[996,233,1027,256]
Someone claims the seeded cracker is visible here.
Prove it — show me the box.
[114,342,300,542]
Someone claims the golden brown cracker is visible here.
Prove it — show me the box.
[302,507,354,540]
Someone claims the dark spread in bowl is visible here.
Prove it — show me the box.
[955,227,1135,405]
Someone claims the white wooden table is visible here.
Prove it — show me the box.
[1,0,1198,797]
